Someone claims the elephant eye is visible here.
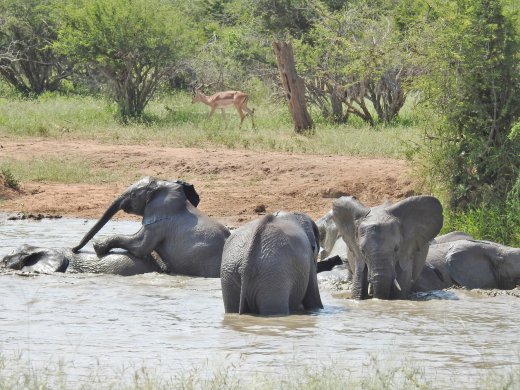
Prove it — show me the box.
[394,246,399,253]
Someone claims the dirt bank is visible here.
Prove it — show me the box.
[0,138,416,227]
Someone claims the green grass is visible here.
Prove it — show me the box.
[1,352,519,390]
[0,92,423,158]
[0,157,119,184]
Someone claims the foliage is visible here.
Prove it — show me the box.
[252,0,320,39]
[419,0,520,209]
[0,0,72,96]
[295,2,417,125]
[0,167,20,190]
[54,0,196,120]
[442,176,520,246]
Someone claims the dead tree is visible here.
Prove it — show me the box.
[272,41,313,133]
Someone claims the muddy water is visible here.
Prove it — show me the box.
[0,216,519,388]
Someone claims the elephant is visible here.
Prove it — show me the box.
[1,244,163,275]
[413,239,520,292]
[332,195,443,300]
[315,210,350,274]
[431,231,473,245]
[220,211,323,316]
[72,177,230,278]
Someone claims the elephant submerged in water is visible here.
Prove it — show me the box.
[332,195,443,300]
[413,238,520,292]
[1,244,163,275]
[72,177,230,278]
[220,211,323,316]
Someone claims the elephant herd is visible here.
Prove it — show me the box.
[2,177,519,316]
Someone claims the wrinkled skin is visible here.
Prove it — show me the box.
[332,196,443,300]
[1,244,162,275]
[220,211,323,316]
[413,239,520,292]
[72,177,230,278]
[315,210,351,276]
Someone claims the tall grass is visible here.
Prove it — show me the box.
[0,91,422,158]
[1,352,518,390]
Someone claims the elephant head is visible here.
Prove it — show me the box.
[316,210,339,260]
[1,244,69,273]
[446,240,520,290]
[72,177,199,253]
[332,195,443,300]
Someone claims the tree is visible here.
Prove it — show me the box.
[296,3,416,125]
[421,0,520,209]
[55,0,195,120]
[273,41,313,132]
[0,0,72,96]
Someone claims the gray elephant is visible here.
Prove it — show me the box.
[220,211,323,315]
[315,210,350,274]
[431,231,473,245]
[1,244,163,275]
[413,239,520,292]
[332,195,443,300]
[72,177,230,278]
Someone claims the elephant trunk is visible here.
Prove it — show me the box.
[72,197,123,253]
[371,275,393,300]
[370,265,401,300]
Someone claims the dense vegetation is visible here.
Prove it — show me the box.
[0,0,518,245]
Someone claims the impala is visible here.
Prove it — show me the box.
[191,86,255,128]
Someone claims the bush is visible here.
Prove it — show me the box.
[1,167,20,191]
[442,176,520,246]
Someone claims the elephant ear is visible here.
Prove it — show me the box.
[174,180,200,207]
[331,196,370,250]
[387,196,443,245]
[387,196,443,277]
[309,219,321,259]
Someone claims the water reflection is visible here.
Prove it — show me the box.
[0,215,519,388]
[222,313,319,337]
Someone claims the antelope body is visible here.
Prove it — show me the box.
[192,88,255,128]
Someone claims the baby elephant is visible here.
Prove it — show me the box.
[220,211,323,316]
[1,244,163,275]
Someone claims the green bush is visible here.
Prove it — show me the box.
[0,167,20,190]
[442,176,520,246]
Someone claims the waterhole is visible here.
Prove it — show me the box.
[0,216,518,387]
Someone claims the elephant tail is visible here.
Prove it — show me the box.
[238,213,276,314]
[238,276,248,314]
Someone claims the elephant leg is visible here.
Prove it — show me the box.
[93,227,161,258]
[302,262,324,311]
[352,263,369,299]
[221,275,241,313]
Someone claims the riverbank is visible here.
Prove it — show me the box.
[0,138,415,227]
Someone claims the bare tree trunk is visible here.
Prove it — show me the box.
[272,41,313,133]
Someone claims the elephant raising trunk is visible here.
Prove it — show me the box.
[70,177,229,278]
[72,197,122,253]
[72,178,200,254]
